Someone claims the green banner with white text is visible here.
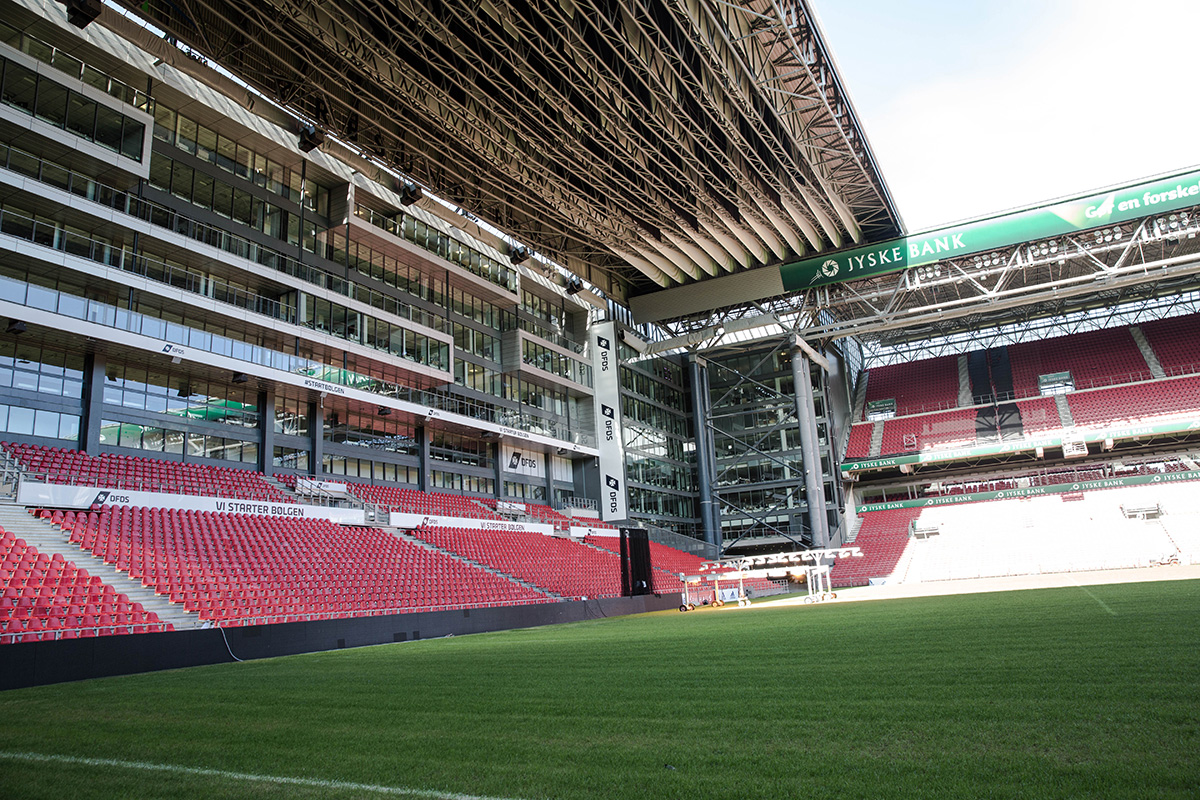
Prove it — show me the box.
[841,417,1200,473]
[783,167,1200,289]
[858,469,1200,513]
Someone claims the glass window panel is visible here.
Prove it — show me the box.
[65,92,97,139]
[33,78,68,126]
[1,61,37,112]
[93,104,124,153]
[120,118,144,160]
[8,405,33,435]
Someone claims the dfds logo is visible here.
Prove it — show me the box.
[604,475,621,514]
[597,336,610,350]
[601,404,616,441]
[508,451,538,471]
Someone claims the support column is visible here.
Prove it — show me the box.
[310,400,323,476]
[790,342,829,548]
[258,389,274,476]
[417,426,430,491]
[81,352,106,455]
[688,355,720,552]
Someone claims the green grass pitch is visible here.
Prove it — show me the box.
[1,580,1198,799]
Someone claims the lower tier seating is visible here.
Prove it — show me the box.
[48,507,546,625]
[584,535,779,597]
[1,527,171,643]
[831,508,921,588]
[409,527,622,599]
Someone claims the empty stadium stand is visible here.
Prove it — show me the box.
[1008,326,1151,395]
[1,526,171,643]
[2,444,292,503]
[408,526,622,600]
[844,316,1200,460]
[343,484,502,518]
[1065,376,1200,428]
[46,507,547,625]
[831,508,920,588]
[861,355,961,418]
[1135,313,1200,373]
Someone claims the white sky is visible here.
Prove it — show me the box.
[813,0,1200,232]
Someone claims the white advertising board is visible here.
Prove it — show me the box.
[569,526,617,538]
[17,483,367,524]
[590,321,628,522]
[501,444,545,479]
[294,478,350,497]
[389,512,554,534]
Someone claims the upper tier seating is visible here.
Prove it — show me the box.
[1065,376,1200,428]
[845,423,873,459]
[862,355,960,418]
[1139,313,1200,373]
[1008,327,1149,395]
[344,483,502,518]
[1013,396,1061,435]
[3,443,292,503]
[831,508,920,588]
[50,507,545,625]
[1,526,170,643]
[879,409,977,455]
[409,527,622,599]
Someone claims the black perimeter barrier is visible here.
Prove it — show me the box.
[619,527,654,596]
[0,593,682,690]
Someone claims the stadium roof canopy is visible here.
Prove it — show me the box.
[109,0,901,304]
[635,167,1200,354]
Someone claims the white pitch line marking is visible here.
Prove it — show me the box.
[0,751,536,800]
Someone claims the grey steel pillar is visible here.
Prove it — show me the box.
[310,399,324,476]
[258,389,274,475]
[789,342,829,548]
[688,355,720,551]
[82,352,106,455]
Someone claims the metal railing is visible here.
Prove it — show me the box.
[0,621,172,644]
[0,142,444,333]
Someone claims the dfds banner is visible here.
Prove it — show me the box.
[501,444,545,479]
[590,321,628,522]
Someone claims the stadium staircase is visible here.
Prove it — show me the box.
[1129,326,1167,379]
[957,354,972,406]
[0,503,199,630]
[850,372,870,421]
[868,421,884,457]
[1053,394,1074,428]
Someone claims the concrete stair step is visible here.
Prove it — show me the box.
[0,503,202,630]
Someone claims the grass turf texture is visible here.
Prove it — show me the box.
[1,580,1198,799]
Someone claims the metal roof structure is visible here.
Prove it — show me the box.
[111,0,901,301]
[645,171,1200,353]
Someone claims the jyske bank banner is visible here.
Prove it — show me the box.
[590,321,628,522]
[781,167,1200,290]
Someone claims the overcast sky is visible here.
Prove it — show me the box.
[812,0,1200,232]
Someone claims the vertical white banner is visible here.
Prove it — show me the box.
[590,321,628,521]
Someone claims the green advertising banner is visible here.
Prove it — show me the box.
[857,469,1200,513]
[840,417,1200,473]
[782,167,1200,290]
